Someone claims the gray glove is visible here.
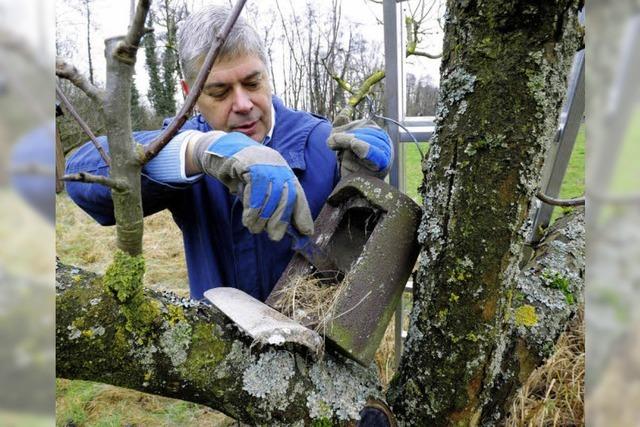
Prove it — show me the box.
[327,119,394,179]
[192,131,314,241]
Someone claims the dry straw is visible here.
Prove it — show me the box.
[271,272,346,337]
[505,308,585,426]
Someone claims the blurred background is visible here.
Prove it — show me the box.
[0,0,55,425]
[586,1,640,425]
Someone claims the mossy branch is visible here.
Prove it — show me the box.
[55,261,383,425]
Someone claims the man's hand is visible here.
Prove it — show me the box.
[189,131,314,241]
[327,120,393,179]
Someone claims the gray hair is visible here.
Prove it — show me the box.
[177,5,268,85]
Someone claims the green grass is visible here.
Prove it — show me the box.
[403,142,429,203]
[401,127,586,220]
[551,124,586,221]
[56,379,233,427]
[559,125,586,199]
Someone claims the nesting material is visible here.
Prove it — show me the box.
[271,272,345,335]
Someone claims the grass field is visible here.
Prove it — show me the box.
[402,126,586,214]
[55,128,588,426]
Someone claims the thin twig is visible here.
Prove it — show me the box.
[114,0,153,65]
[55,58,105,104]
[142,0,248,164]
[61,172,127,191]
[56,84,111,166]
[536,192,585,207]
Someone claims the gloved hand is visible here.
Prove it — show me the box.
[191,131,314,241]
[327,119,393,179]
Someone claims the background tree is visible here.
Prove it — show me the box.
[55,0,584,425]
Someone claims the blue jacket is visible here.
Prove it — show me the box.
[66,96,339,301]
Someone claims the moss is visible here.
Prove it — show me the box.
[166,304,187,324]
[311,418,333,427]
[178,323,229,389]
[541,269,575,305]
[437,308,449,323]
[465,333,479,343]
[120,296,162,337]
[103,250,145,303]
[101,250,162,338]
[450,293,460,303]
[514,305,538,327]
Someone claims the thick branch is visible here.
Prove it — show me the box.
[56,84,111,166]
[536,191,585,206]
[55,58,105,104]
[114,0,152,65]
[142,0,248,164]
[55,262,382,425]
[61,172,127,191]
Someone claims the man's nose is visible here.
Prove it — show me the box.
[231,87,253,113]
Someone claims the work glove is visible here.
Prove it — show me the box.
[191,131,314,241]
[327,119,393,179]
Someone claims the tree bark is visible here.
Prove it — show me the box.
[56,208,583,425]
[387,1,583,425]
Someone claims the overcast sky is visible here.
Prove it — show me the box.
[55,0,443,106]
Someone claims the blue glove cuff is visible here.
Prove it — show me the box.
[206,132,260,157]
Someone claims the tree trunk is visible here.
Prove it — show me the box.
[387,1,583,425]
[104,37,144,256]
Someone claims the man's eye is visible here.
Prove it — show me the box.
[245,81,260,89]
[207,89,228,99]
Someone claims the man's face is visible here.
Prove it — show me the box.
[194,54,272,142]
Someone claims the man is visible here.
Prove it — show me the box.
[65,5,392,303]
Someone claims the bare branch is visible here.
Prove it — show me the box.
[335,70,386,125]
[114,0,152,65]
[61,172,128,191]
[408,50,443,59]
[56,84,111,166]
[56,58,105,104]
[142,0,248,164]
[536,192,586,207]
[323,59,356,95]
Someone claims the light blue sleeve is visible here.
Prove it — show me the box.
[143,130,204,184]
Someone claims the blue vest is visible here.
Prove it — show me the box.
[66,96,339,301]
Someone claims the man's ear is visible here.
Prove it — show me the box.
[180,80,190,97]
